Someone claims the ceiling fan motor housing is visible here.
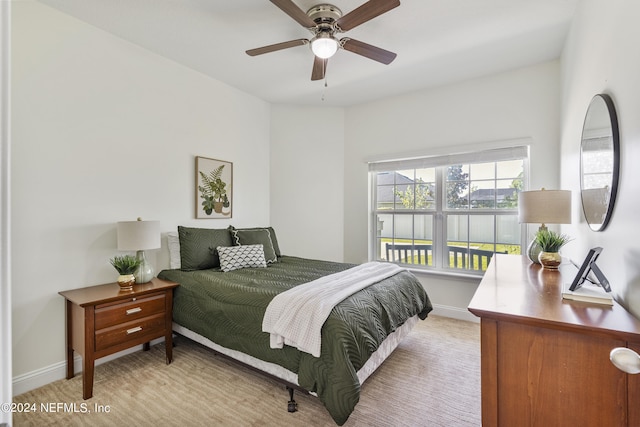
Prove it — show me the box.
[307,4,342,29]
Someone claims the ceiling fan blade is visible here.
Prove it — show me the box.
[341,38,397,64]
[270,0,316,28]
[311,56,328,81]
[246,39,308,56]
[335,0,400,32]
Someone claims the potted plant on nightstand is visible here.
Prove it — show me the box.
[534,229,571,270]
[110,255,141,290]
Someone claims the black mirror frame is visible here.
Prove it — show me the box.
[580,93,620,232]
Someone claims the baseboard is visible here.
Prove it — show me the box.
[12,338,165,397]
[430,303,479,323]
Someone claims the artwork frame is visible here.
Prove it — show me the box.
[196,156,233,219]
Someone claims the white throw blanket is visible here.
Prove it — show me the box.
[262,262,404,357]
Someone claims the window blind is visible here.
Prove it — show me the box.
[368,146,529,172]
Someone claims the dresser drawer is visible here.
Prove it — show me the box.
[95,313,165,351]
[94,292,165,330]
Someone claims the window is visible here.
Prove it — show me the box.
[370,146,528,274]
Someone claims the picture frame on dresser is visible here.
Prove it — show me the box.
[569,246,611,292]
[195,156,233,219]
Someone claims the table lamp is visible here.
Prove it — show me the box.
[117,218,161,283]
[518,189,571,264]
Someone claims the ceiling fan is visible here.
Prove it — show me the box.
[246,0,400,81]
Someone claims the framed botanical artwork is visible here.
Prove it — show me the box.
[196,156,233,219]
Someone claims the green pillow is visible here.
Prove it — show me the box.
[178,226,232,271]
[229,226,281,257]
[230,228,278,264]
[265,227,281,257]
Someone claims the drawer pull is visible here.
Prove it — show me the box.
[126,326,143,335]
[610,347,640,374]
[126,307,142,315]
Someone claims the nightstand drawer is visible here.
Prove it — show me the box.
[95,313,165,351]
[94,292,165,330]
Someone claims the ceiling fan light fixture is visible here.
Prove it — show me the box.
[310,33,339,59]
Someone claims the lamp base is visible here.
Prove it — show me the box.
[527,239,542,264]
[134,250,154,283]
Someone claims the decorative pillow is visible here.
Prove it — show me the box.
[217,244,267,272]
[229,227,277,264]
[229,226,281,257]
[178,226,233,271]
[167,231,181,269]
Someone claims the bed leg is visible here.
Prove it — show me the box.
[286,386,298,413]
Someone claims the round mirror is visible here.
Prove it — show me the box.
[580,94,620,231]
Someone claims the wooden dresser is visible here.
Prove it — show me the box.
[468,254,640,426]
[59,278,179,399]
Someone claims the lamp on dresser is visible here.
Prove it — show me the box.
[518,189,571,264]
[117,217,161,283]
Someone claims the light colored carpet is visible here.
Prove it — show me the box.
[13,315,480,426]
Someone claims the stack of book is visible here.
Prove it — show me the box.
[562,281,613,305]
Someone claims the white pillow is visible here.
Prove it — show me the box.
[167,231,181,269]
[217,244,267,272]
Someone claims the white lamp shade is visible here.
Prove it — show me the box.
[311,35,339,59]
[117,220,161,251]
[518,190,571,224]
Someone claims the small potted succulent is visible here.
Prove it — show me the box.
[110,255,141,290]
[534,229,572,270]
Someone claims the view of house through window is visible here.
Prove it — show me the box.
[371,148,527,273]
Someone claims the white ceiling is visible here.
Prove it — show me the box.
[37,0,579,107]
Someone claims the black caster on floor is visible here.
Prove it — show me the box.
[286,386,298,413]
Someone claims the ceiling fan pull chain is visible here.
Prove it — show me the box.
[323,58,328,88]
[322,60,329,101]
[321,77,328,101]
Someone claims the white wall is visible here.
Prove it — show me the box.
[342,61,562,313]
[11,2,271,383]
[270,105,344,262]
[560,0,640,318]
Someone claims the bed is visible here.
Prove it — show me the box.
[158,226,432,425]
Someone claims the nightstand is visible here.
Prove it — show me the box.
[59,278,179,399]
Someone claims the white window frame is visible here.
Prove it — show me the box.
[368,143,530,276]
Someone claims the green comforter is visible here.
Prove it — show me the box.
[158,256,432,425]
